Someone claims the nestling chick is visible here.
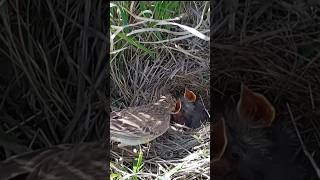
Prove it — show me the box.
[171,88,209,129]
[212,83,314,180]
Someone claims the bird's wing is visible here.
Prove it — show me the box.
[110,106,170,139]
[0,145,70,180]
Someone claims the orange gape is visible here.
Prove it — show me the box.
[171,88,209,129]
[212,83,313,180]
[237,84,275,128]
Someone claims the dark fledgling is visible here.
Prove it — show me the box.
[171,88,209,129]
[212,83,314,180]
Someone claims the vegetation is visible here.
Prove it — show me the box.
[110,1,210,179]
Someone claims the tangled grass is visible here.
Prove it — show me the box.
[0,0,106,160]
[212,0,320,178]
[110,1,210,179]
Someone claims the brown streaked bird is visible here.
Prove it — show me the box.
[212,83,314,180]
[110,94,181,147]
[0,94,180,180]
[0,141,106,180]
[171,88,209,129]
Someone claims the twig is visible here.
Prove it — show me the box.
[286,103,320,178]
[199,95,210,119]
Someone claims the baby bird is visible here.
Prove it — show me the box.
[213,83,314,180]
[171,88,209,129]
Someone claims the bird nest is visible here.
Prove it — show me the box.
[110,1,210,179]
[110,123,210,179]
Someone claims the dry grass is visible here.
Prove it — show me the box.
[212,0,320,178]
[111,124,210,179]
[0,0,106,159]
[110,1,210,179]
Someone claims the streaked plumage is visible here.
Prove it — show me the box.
[110,94,181,147]
[0,94,180,179]
[0,141,106,180]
